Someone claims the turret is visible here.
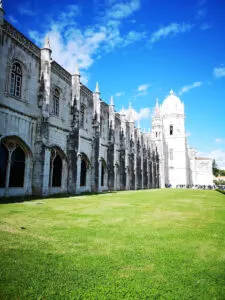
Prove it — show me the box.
[109,96,115,128]
[40,36,52,115]
[93,81,101,122]
[0,0,4,26]
[72,64,81,109]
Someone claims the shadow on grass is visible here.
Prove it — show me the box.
[215,188,225,196]
[0,190,120,204]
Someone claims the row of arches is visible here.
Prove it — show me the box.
[0,136,159,196]
[0,136,67,196]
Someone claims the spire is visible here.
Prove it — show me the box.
[170,89,174,95]
[120,106,125,115]
[129,101,132,109]
[95,82,100,94]
[153,98,160,116]
[0,0,3,10]
[110,95,114,106]
[44,36,51,50]
[75,63,80,76]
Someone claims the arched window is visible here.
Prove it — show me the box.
[52,155,62,187]
[80,105,85,128]
[170,125,173,135]
[10,62,22,98]
[9,147,25,187]
[0,143,8,187]
[80,159,87,186]
[101,164,105,186]
[53,88,60,116]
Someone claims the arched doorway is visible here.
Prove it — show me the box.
[52,155,62,187]
[77,153,91,193]
[80,159,87,187]
[49,148,67,193]
[0,136,32,196]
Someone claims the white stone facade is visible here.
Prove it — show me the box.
[151,91,213,187]
[0,5,212,197]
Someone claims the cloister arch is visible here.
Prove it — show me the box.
[77,152,91,193]
[48,146,68,194]
[0,135,32,196]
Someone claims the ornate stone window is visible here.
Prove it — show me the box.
[80,105,85,128]
[170,125,173,135]
[10,62,22,98]
[53,88,60,116]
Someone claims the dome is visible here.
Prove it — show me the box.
[161,90,184,114]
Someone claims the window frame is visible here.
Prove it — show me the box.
[52,88,60,117]
[10,62,22,99]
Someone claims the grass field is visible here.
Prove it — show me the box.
[0,189,225,299]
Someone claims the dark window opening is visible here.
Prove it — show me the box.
[170,125,173,135]
[9,146,25,187]
[80,159,87,186]
[0,144,8,187]
[52,155,62,187]
[101,164,104,186]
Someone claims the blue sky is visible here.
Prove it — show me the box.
[3,0,225,168]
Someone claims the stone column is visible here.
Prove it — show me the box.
[152,162,155,188]
[126,168,129,190]
[61,159,67,192]
[4,150,12,197]
[76,154,81,193]
[98,159,102,192]
[42,148,51,195]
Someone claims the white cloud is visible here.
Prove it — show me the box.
[186,131,191,137]
[179,81,202,95]
[132,83,150,98]
[123,30,146,46]
[200,22,211,31]
[137,107,151,120]
[213,67,225,78]
[138,84,150,92]
[106,0,140,20]
[215,138,225,144]
[18,2,35,16]
[150,22,193,44]
[119,107,150,122]
[197,149,225,169]
[115,92,125,97]
[8,15,19,25]
[28,2,144,79]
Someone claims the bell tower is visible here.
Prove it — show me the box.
[151,99,165,187]
[161,90,187,187]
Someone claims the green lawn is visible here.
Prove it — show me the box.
[0,189,225,299]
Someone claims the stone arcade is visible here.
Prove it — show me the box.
[0,3,213,197]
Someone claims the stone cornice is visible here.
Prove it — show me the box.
[51,61,72,86]
[3,20,41,58]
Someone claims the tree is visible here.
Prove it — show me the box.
[212,159,220,177]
